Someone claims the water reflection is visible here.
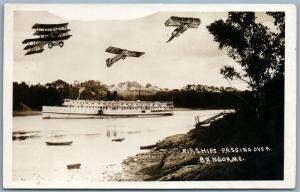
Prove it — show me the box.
[106,129,119,138]
[13,109,223,182]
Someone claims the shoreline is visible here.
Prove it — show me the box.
[173,107,230,111]
[13,108,228,117]
[13,107,227,117]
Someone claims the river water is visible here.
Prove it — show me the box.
[13,109,222,182]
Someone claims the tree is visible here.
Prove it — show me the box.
[145,83,152,88]
[207,12,285,118]
[266,12,285,76]
[76,80,108,100]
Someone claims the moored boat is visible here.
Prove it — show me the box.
[67,163,81,169]
[45,141,73,146]
[112,138,125,142]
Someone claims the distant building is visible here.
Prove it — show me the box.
[108,81,163,95]
[117,82,128,91]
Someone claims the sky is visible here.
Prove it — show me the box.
[13,9,275,90]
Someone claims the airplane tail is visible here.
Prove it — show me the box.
[106,58,114,67]
[166,35,175,43]
[106,54,125,67]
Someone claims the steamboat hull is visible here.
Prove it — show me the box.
[42,112,173,119]
[42,106,173,119]
[42,100,174,119]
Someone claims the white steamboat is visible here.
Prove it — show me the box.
[42,99,173,119]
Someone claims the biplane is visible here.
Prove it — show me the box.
[105,46,145,67]
[22,23,72,55]
[164,16,201,43]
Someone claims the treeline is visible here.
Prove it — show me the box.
[143,90,252,109]
[13,80,249,111]
[13,80,107,111]
[138,84,251,109]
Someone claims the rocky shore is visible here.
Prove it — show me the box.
[120,112,284,181]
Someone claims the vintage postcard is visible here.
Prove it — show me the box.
[3,4,296,189]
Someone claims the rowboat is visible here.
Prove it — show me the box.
[67,163,81,169]
[46,141,73,146]
[140,144,157,150]
[112,138,125,142]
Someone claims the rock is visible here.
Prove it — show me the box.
[122,151,166,178]
[156,134,190,149]
[120,110,284,181]
[159,165,203,181]
[162,152,199,172]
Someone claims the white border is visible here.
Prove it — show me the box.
[3,4,297,189]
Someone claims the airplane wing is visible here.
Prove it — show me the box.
[165,16,184,27]
[105,46,125,54]
[32,23,69,29]
[126,50,145,57]
[24,44,38,50]
[33,29,70,36]
[165,16,201,28]
[25,43,45,55]
[22,35,72,44]
[186,18,201,28]
[24,41,47,50]
[25,48,44,55]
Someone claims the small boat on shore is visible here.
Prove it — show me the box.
[112,138,125,142]
[67,163,81,169]
[46,141,73,146]
[140,144,157,150]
